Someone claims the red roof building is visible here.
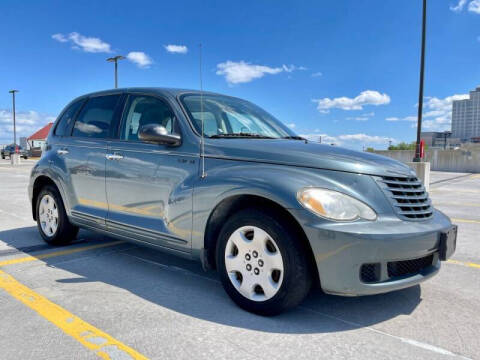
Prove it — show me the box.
[28,123,53,148]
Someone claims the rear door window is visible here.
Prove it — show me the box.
[54,99,85,136]
[72,95,121,139]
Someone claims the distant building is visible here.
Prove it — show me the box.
[452,87,480,141]
[421,131,452,148]
[27,123,53,149]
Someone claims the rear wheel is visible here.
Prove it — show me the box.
[36,185,78,245]
[216,208,312,316]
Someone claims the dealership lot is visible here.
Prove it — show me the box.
[0,159,479,360]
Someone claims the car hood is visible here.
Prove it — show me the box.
[204,138,413,177]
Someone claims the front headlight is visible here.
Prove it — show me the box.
[297,188,377,221]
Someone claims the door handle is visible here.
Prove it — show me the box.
[106,153,124,160]
[57,149,69,155]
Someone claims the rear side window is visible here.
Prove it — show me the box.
[72,95,121,138]
[54,99,85,136]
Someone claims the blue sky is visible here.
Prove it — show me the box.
[1,0,479,149]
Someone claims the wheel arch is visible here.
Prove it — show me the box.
[32,175,60,221]
[203,194,319,285]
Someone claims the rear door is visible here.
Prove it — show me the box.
[105,94,196,251]
[62,94,123,228]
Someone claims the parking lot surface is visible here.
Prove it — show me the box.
[0,159,479,359]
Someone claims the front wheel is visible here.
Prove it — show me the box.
[36,185,78,245]
[216,208,312,316]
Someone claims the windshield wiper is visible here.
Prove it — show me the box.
[283,136,307,141]
[209,133,275,139]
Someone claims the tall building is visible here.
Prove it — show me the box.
[452,87,480,141]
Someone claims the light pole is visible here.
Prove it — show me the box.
[9,90,19,149]
[414,0,427,162]
[106,55,125,88]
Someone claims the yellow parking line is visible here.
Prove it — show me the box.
[0,270,148,359]
[470,174,480,179]
[0,241,125,267]
[447,259,480,269]
[451,218,480,224]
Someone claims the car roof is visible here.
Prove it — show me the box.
[77,87,224,99]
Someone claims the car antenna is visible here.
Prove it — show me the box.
[199,43,206,179]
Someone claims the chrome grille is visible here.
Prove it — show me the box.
[376,175,433,220]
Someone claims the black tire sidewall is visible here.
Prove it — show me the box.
[216,208,311,316]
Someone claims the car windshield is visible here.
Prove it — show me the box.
[180,94,297,139]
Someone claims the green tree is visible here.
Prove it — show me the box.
[388,142,428,151]
[388,142,416,150]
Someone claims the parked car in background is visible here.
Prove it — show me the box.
[1,144,28,159]
[28,88,457,315]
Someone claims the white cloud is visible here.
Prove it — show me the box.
[311,72,323,77]
[450,0,468,12]
[385,116,417,122]
[425,94,469,112]
[300,132,395,149]
[51,33,68,42]
[164,44,188,54]
[216,61,283,84]
[312,90,390,113]
[286,123,296,129]
[421,94,469,131]
[52,32,112,53]
[282,65,307,72]
[0,109,55,144]
[215,61,307,84]
[347,112,375,121]
[347,116,369,121]
[469,0,480,13]
[127,51,153,68]
[386,93,469,131]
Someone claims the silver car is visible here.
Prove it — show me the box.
[28,88,457,315]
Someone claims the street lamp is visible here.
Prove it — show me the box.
[443,131,451,150]
[106,55,125,88]
[414,0,427,162]
[8,90,19,149]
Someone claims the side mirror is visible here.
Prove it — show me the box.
[138,124,181,146]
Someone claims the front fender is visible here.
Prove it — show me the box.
[190,158,392,257]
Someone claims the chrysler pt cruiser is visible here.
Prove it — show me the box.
[29,88,457,315]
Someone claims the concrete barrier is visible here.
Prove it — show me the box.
[373,149,480,173]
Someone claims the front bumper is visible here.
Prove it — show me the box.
[291,208,453,296]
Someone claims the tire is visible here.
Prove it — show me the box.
[36,185,78,245]
[216,208,312,316]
